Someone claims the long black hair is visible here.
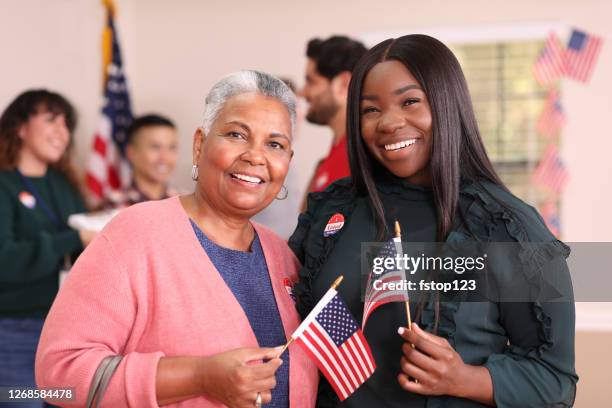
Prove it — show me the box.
[347,34,505,241]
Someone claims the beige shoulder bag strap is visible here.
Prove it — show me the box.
[86,355,123,408]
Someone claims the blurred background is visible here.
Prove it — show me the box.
[1,0,610,405]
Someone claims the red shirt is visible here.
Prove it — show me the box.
[308,136,350,193]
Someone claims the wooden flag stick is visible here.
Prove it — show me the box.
[396,221,417,374]
[394,221,413,331]
[277,337,294,356]
[277,275,345,357]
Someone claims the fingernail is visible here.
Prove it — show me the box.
[279,359,283,365]
[398,327,405,335]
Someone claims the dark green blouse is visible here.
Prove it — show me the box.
[289,176,577,408]
[0,168,86,318]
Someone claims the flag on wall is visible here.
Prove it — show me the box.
[564,29,603,83]
[536,90,566,138]
[540,202,561,238]
[533,33,565,87]
[292,287,375,401]
[532,145,569,194]
[85,0,133,205]
[362,237,408,329]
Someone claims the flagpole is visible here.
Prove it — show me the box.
[394,221,413,330]
[277,275,344,357]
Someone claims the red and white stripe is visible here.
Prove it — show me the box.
[564,35,603,83]
[86,115,121,203]
[363,271,406,329]
[86,115,132,206]
[362,237,409,329]
[532,145,569,194]
[536,90,566,138]
[292,288,376,401]
[296,321,375,400]
[533,33,565,87]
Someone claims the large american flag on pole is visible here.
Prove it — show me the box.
[564,29,603,83]
[533,33,565,87]
[86,1,133,205]
[362,237,408,329]
[292,287,375,401]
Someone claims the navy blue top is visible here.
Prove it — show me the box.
[190,220,289,407]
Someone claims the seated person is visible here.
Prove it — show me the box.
[106,114,178,207]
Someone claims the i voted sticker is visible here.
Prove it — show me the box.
[324,213,345,237]
[18,191,36,209]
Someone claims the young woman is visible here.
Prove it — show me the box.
[0,89,95,407]
[289,35,577,407]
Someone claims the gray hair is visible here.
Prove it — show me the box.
[202,70,296,135]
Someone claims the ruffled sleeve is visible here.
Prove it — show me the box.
[288,178,355,319]
[459,181,578,407]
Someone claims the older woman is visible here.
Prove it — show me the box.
[36,71,318,407]
[290,35,577,407]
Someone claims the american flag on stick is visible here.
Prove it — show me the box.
[533,33,565,87]
[289,276,375,401]
[86,0,133,206]
[564,29,603,83]
[536,90,566,138]
[532,145,569,194]
[362,221,412,330]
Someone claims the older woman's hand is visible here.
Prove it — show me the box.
[199,346,283,408]
[397,323,494,405]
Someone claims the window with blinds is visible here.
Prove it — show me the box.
[450,40,560,210]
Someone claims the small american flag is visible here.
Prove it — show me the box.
[540,202,561,238]
[564,29,603,83]
[86,3,133,206]
[532,145,569,194]
[292,287,375,401]
[536,90,566,138]
[362,237,408,329]
[533,33,565,87]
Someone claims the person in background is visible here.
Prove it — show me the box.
[0,89,96,408]
[36,71,317,407]
[104,114,178,208]
[299,35,367,196]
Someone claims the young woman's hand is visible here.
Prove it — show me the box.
[198,346,283,408]
[397,323,494,405]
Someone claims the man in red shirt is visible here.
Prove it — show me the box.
[300,36,367,194]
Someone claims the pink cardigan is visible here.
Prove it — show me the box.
[35,197,318,407]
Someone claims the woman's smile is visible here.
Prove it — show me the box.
[229,171,266,187]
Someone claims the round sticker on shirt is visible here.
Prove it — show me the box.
[324,213,345,237]
[18,191,36,209]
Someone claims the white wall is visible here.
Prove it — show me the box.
[1,0,611,241]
